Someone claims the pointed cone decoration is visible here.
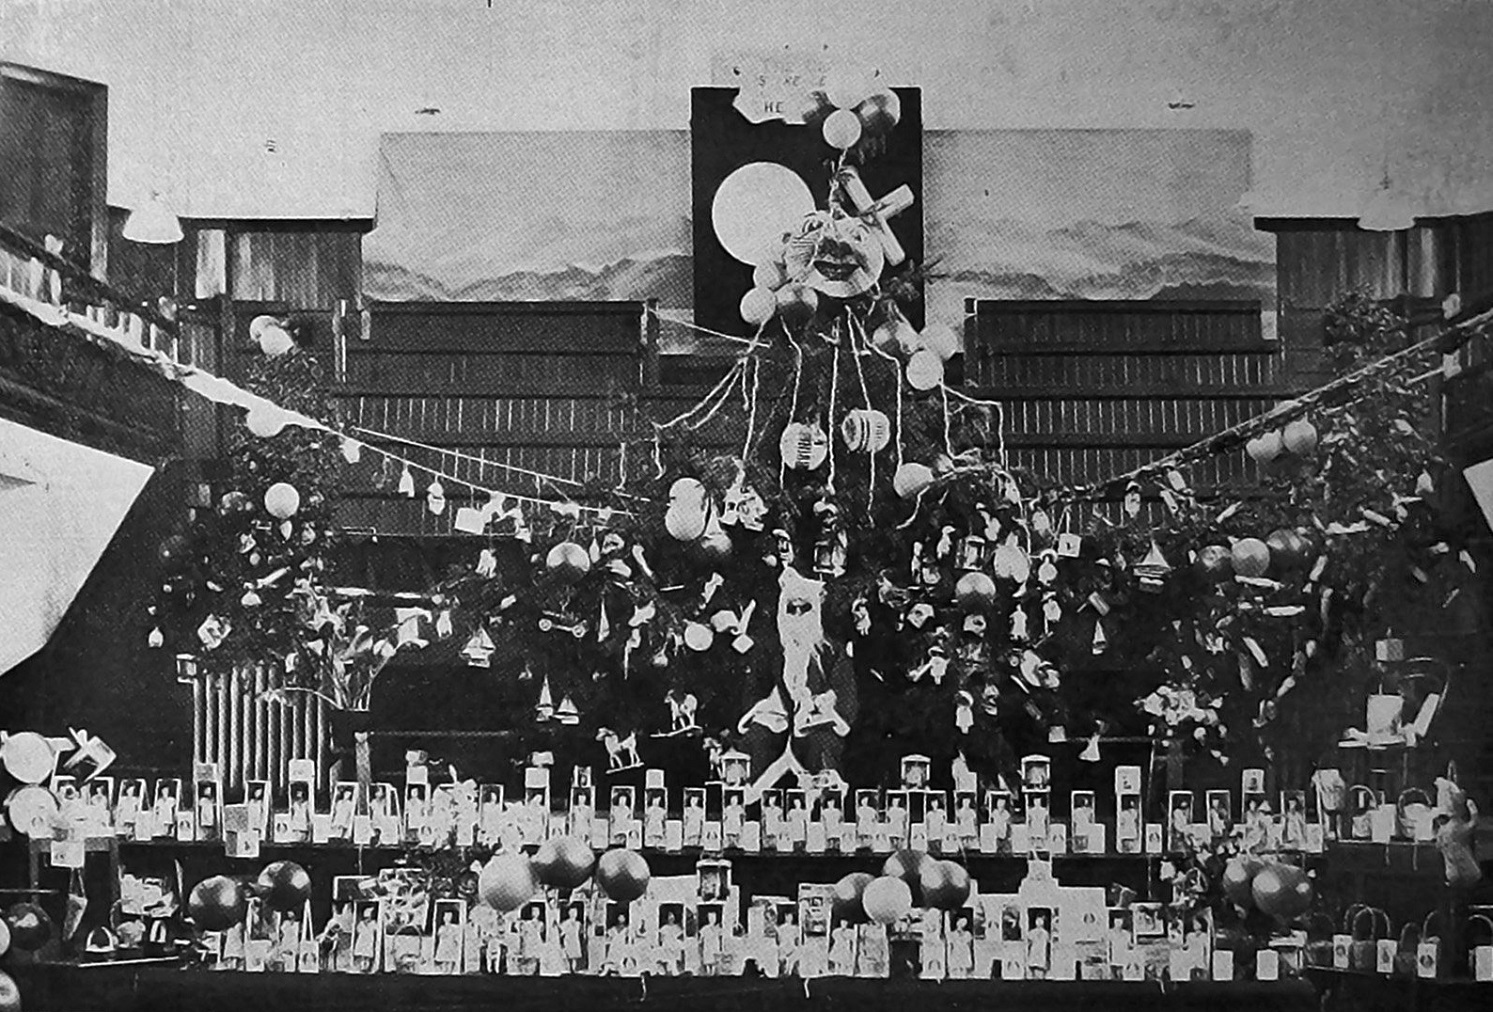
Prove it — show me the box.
[1080,734,1102,763]
[122,192,184,245]
[1135,541,1172,592]
[536,675,555,720]
[556,694,580,725]
[1092,620,1108,654]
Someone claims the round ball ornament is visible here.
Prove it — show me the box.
[1282,418,1318,456]
[831,872,874,924]
[683,621,715,652]
[822,109,863,150]
[263,482,301,520]
[596,849,651,903]
[954,571,998,610]
[1230,538,1272,578]
[918,322,960,362]
[665,478,710,541]
[1221,856,1262,909]
[892,462,935,499]
[258,323,295,358]
[188,875,249,931]
[752,261,786,291]
[775,282,820,325]
[905,349,944,391]
[1197,544,1234,581]
[0,918,7,958]
[780,422,830,471]
[1,731,56,784]
[1250,862,1313,920]
[3,902,52,951]
[0,970,18,1012]
[862,875,913,924]
[840,409,892,454]
[740,286,778,326]
[881,848,930,901]
[546,541,592,582]
[1265,529,1310,570]
[245,406,289,439]
[824,67,875,110]
[479,853,537,912]
[256,860,312,911]
[1246,431,1284,464]
[855,89,902,134]
[532,836,596,890]
[920,860,972,911]
[4,786,56,839]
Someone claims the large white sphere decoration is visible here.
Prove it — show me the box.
[919,322,961,362]
[824,66,875,110]
[264,482,301,520]
[752,261,786,291]
[258,323,294,357]
[0,731,56,784]
[740,287,778,326]
[822,109,863,150]
[906,349,945,391]
[893,462,935,499]
[712,162,816,266]
[862,875,913,924]
[245,405,288,439]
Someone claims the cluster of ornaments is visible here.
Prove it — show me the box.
[1245,417,1318,464]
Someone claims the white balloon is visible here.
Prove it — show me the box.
[740,287,778,326]
[822,109,863,150]
[712,162,815,266]
[258,324,294,357]
[920,322,961,361]
[906,349,945,390]
[752,261,786,290]
[825,66,875,110]
[245,405,288,438]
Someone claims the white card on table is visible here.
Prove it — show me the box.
[1255,949,1278,981]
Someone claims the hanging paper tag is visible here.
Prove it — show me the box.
[1243,637,1268,668]
[1159,488,1178,513]
[453,507,487,534]
[1056,533,1082,558]
[1087,592,1110,616]
[1167,470,1189,493]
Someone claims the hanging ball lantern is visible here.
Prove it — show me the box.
[188,875,249,931]
[1196,544,1234,581]
[892,462,935,499]
[954,571,998,610]
[665,478,710,541]
[245,405,289,439]
[822,108,863,150]
[1265,529,1310,570]
[1246,431,1285,464]
[263,482,301,520]
[0,970,19,1012]
[862,875,913,924]
[596,849,651,903]
[918,322,960,362]
[1,732,57,785]
[752,261,787,291]
[840,409,892,454]
[546,541,593,582]
[824,66,875,110]
[532,836,596,890]
[905,349,944,391]
[1282,418,1318,455]
[779,422,830,471]
[920,860,972,911]
[1250,862,1313,920]
[855,89,902,134]
[479,853,537,912]
[1221,856,1262,909]
[881,848,930,903]
[0,918,8,958]
[3,902,52,951]
[1230,538,1272,578]
[739,286,778,326]
[775,283,819,326]
[832,872,874,924]
[258,323,295,358]
[872,315,921,355]
[256,860,312,912]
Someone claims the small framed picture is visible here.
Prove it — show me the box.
[1026,907,1055,979]
[1280,790,1308,849]
[954,790,977,833]
[245,779,271,834]
[1241,768,1266,796]
[1022,755,1052,790]
[884,790,909,836]
[901,754,931,789]
[571,765,592,790]
[1070,790,1096,830]
[1023,791,1050,840]
[1205,790,1232,838]
[644,786,668,821]
[924,790,948,826]
[720,750,751,787]
[820,784,845,824]
[287,780,312,835]
[1116,794,1142,852]
[1114,765,1142,796]
[697,858,732,901]
[722,788,745,842]
[682,788,706,847]
[525,784,550,814]
[1107,908,1134,963]
[855,789,881,826]
[328,782,358,837]
[1167,791,1194,851]
[404,782,429,831]
[1132,902,1164,939]
[431,899,466,974]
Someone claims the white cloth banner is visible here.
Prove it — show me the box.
[0,418,154,677]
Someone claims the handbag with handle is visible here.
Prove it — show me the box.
[1397,787,1434,841]
[1333,903,1363,969]
[1469,913,1493,982]
[1394,920,1421,977]
[1304,912,1336,967]
[1348,786,1376,840]
[1416,911,1442,979]
[1350,906,1390,972]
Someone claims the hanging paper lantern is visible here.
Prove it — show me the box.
[1265,529,1310,570]
[1197,544,1234,581]
[855,89,902,134]
[0,969,20,1012]
[665,478,710,541]
[954,571,998,610]
[831,872,874,924]
[775,283,819,326]
[862,875,913,924]
[244,405,288,438]
[1282,417,1318,455]
[3,902,52,951]
[479,853,537,912]
[1134,542,1172,592]
[919,322,960,362]
[892,462,934,498]
[1246,431,1285,464]
[824,66,875,110]
[779,422,830,470]
[596,849,651,903]
[840,409,892,453]
[1222,856,1262,909]
[822,108,863,150]
[1250,862,1313,920]
[426,480,446,515]
[905,349,944,391]
[532,836,596,890]
[258,323,294,357]
[881,848,930,903]
[740,286,778,326]
[546,541,592,582]
[920,860,972,911]
[263,482,301,520]
[1231,538,1272,578]
[683,622,715,651]
[872,314,921,355]
[255,861,311,912]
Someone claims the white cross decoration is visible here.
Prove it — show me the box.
[837,167,915,266]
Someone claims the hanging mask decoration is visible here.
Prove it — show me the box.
[782,209,886,298]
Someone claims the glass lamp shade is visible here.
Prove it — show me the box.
[1358,182,1416,232]
[122,193,184,244]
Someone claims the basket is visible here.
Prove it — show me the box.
[1469,913,1493,982]
[1346,906,1388,972]
[1416,911,1442,979]
[1304,913,1336,967]
[1396,788,1434,841]
[1394,921,1420,977]
[1348,786,1376,840]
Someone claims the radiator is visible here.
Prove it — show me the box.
[182,657,328,797]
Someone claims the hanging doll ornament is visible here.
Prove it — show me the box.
[991,535,1031,584]
[426,480,447,516]
[813,500,849,578]
[780,422,830,471]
